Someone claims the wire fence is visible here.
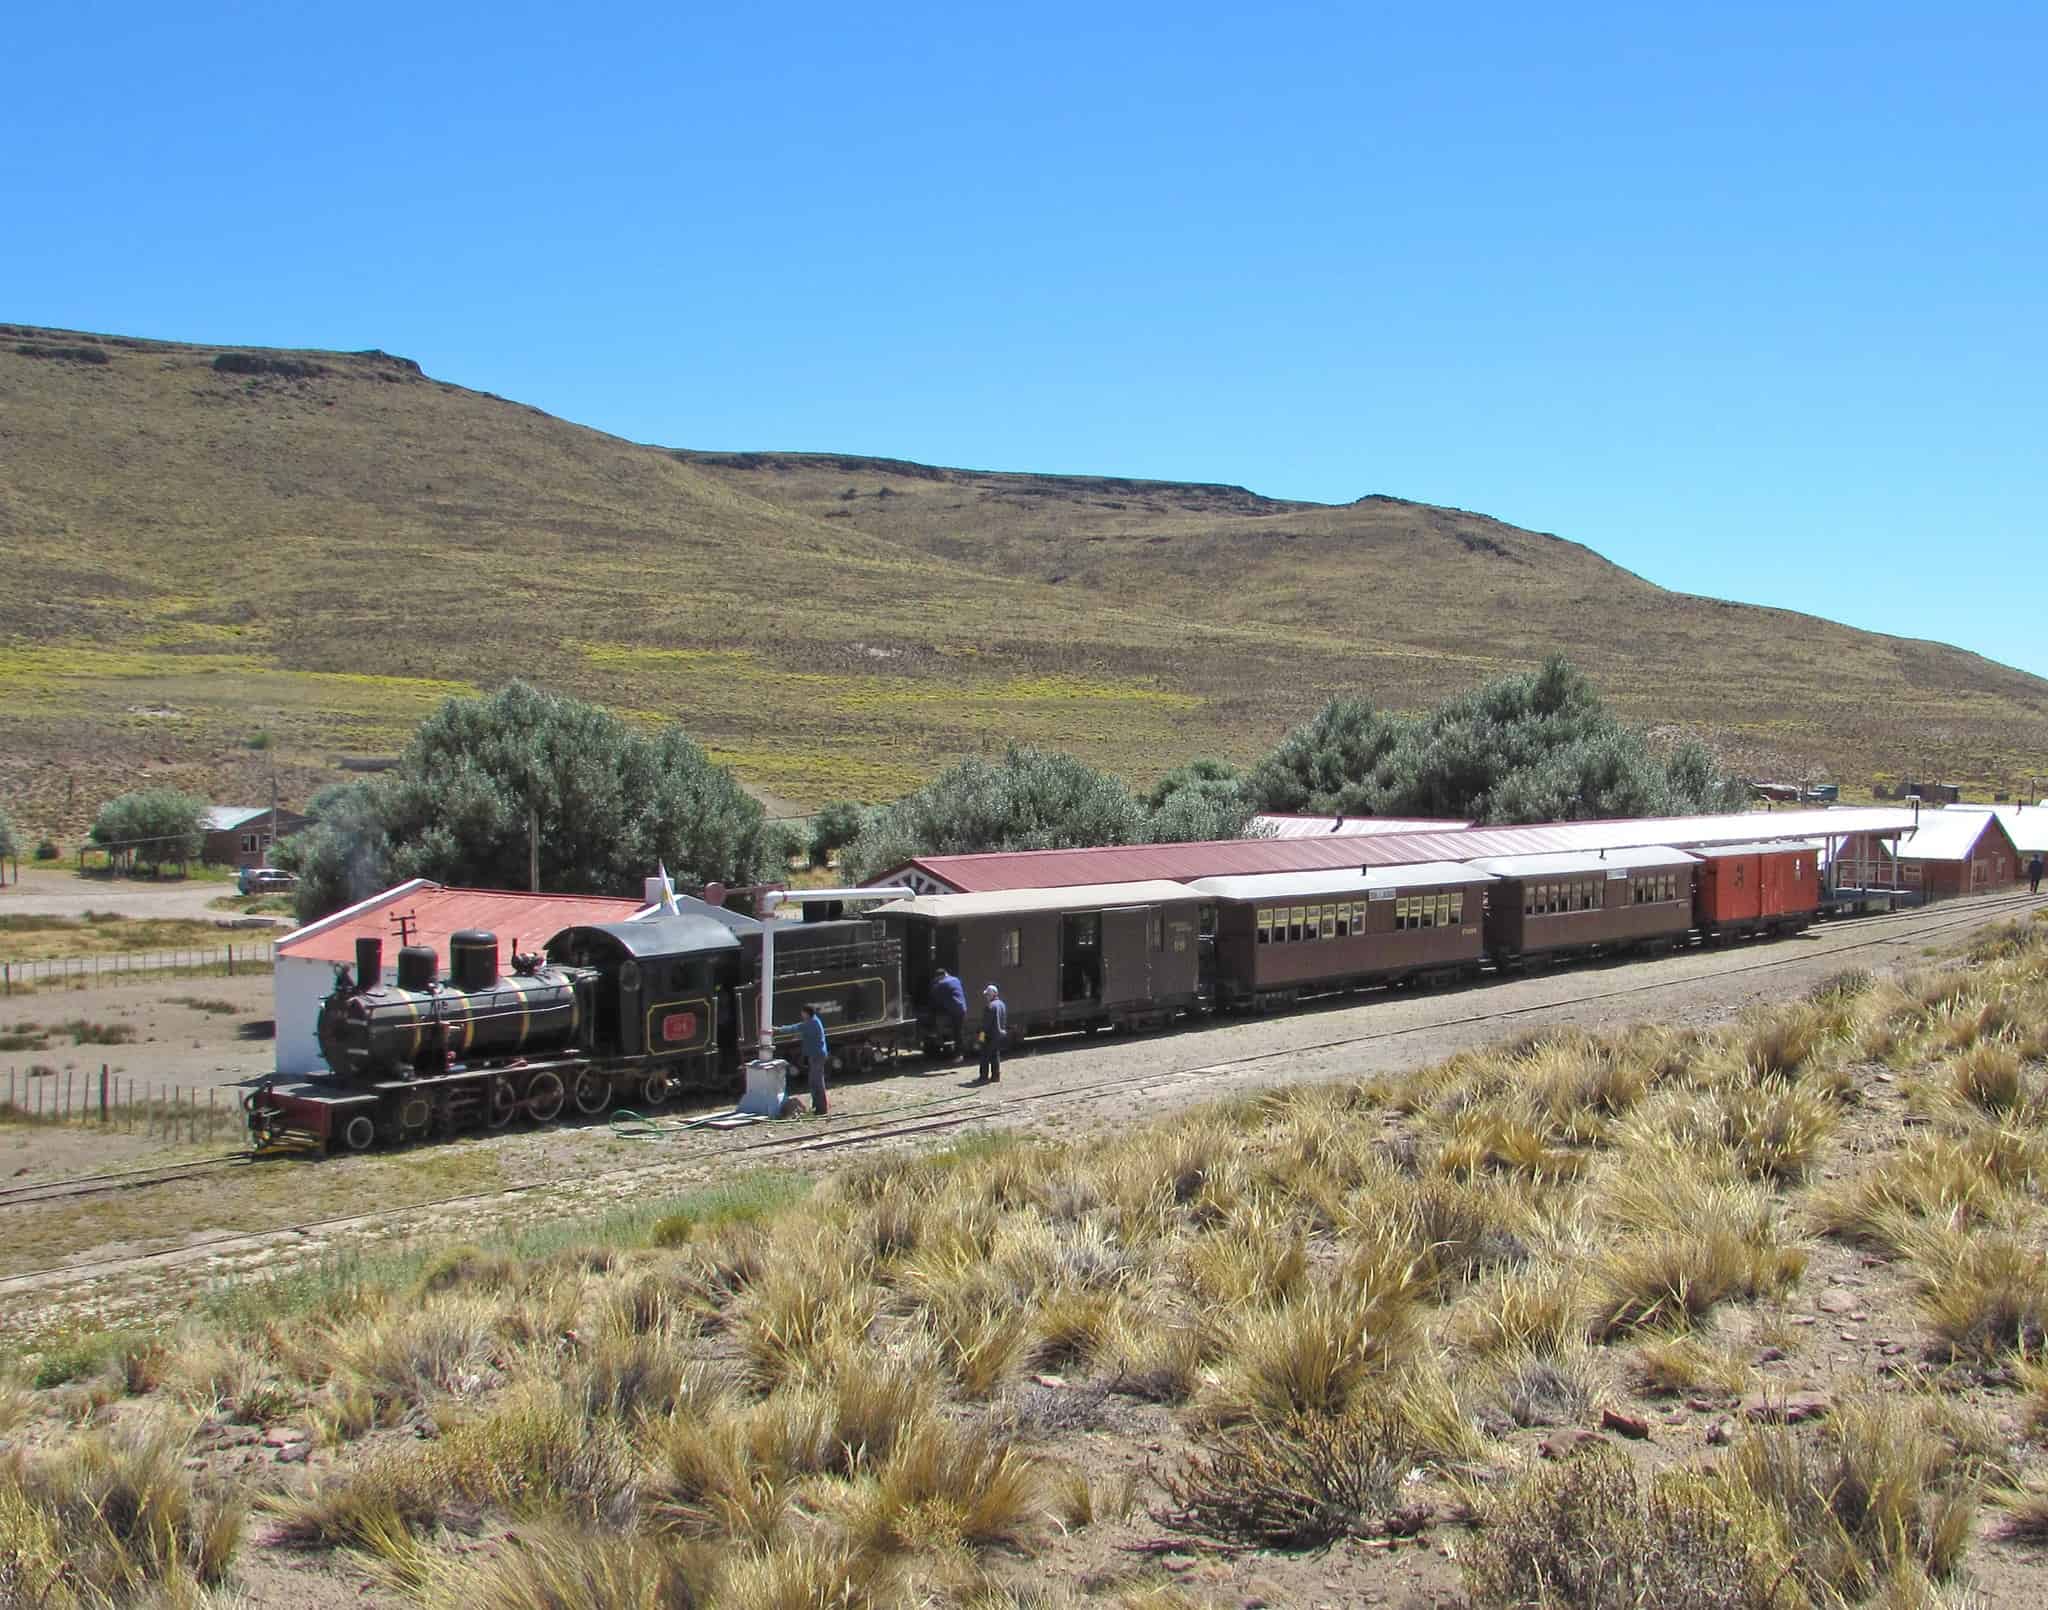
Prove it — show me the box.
[0,942,275,993]
[0,1064,244,1142]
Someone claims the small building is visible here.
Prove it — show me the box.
[270,881,647,1076]
[202,805,311,871]
[1835,810,2020,903]
[1943,805,2048,869]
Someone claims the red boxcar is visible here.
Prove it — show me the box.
[1693,840,1821,939]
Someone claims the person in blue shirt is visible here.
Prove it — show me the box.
[974,984,1006,1085]
[929,967,968,1060]
[796,1004,829,1115]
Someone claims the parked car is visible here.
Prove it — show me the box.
[238,867,299,896]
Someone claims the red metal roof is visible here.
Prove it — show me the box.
[872,808,1917,894]
[276,881,647,966]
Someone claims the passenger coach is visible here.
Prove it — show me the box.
[1464,846,1699,964]
[1186,862,1494,1008]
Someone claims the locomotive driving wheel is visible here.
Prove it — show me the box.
[340,1113,376,1153]
[638,1071,670,1109]
[526,1072,566,1123]
[484,1077,517,1129]
[573,1070,610,1115]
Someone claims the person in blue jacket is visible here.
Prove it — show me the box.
[974,983,1006,1085]
[930,967,968,1059]
[796,1004,829,1115]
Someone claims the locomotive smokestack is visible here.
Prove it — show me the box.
[355,936,382,992]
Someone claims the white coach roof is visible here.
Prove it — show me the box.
[870,879,1199,920]
[1466,846,1699,878]
[1187,862,1493,901]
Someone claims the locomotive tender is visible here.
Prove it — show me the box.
[249,838,1827,1154]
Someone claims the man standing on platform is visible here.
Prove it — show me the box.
[797,1004,830,1115]
[974,983,1006,1085]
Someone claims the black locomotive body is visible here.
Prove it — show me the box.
[249,900,913,1152]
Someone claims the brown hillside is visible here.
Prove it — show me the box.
[2,324,2044,837]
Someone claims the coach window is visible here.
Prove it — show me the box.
[1256,907,1272,944]
[1450,891,1464,924]
[1149,913,1164,951]
[1000,928,1021,966]
[1334,903,1349,938]
[1288,907,1304,943]
[1320,905,1336,940]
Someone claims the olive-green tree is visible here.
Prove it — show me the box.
[1249,656,1746,824]
[86,788,208,873]
[279,682,785,921]
[842,745,1150,883]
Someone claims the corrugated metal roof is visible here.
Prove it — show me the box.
[1942,806,2048,857]
[202,805,271,831]
[870,808,1917,894]
[1250,815,1473,839]
[1187,862,1493,901]
[1466,846,1699,877]
[1690,839,1826,859]
[871,880,1200,921]
[277,883,647,966]
[1891,810,2010,863]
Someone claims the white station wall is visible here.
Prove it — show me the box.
[274,958,397,1075]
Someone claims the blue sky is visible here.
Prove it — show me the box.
[7,3,2043,676]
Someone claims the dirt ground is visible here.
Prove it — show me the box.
[0,863,281,923]
[2,892,2035,1326]
[6,891,2048,1609]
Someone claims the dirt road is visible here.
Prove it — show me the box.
[0,865,285,923]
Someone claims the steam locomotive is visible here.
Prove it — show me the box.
[246,898,910,1152]
[249,835,1830,1154]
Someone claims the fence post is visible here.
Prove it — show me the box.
[209,1085,218,1140]
[100,1065,109,1123]
[228,944,234,977]
[3,960,9,995]
[64,1071,73,1121]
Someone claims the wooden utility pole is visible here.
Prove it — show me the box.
[529,807,540,893]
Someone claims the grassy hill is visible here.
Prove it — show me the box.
[4,322,2045,838]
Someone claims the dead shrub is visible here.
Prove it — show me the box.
[1459,1451,1795,1609]
[1469,1347,1601,1432]
[1160,1407,1411,1550]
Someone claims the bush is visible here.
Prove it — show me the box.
[1160,1409,1411,1549]
[281,681,785,921]
[1459,1451,1793,1609]
[86,787,207,872]
[842,745,1150,883]
[1248,655,1746,824]
[33,838,59,861]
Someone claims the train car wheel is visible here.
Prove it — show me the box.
[639,1071,670,1109]
[340,1114,376,1153]
[485,1078,517,1129]
[573,1070,610,1115]
[527,1072,566,1122]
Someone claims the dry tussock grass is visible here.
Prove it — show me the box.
[1,1422,246,1607]
[16,919,2048,1602]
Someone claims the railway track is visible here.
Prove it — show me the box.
[2,888,2036,1300]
